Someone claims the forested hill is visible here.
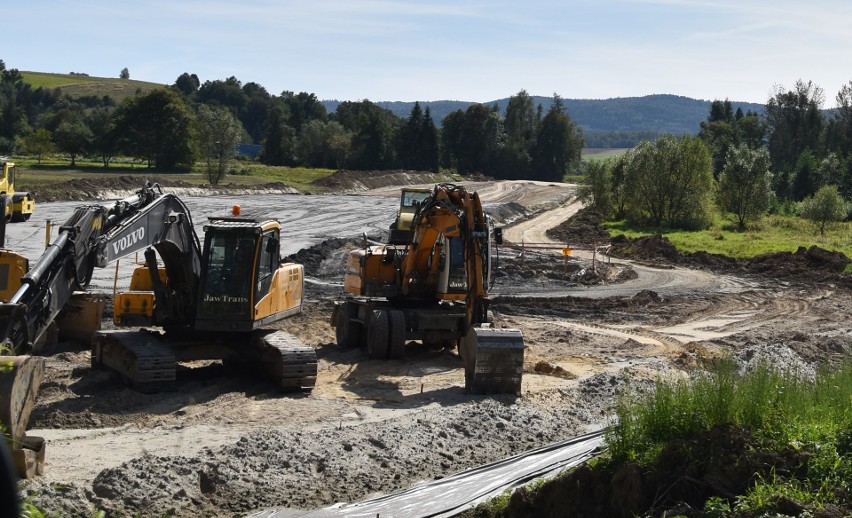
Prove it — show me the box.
[323,94,764,141]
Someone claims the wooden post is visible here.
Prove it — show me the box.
[593,241,597,274]
[44,219,52,250]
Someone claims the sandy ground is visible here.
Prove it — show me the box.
[10,179,852,517]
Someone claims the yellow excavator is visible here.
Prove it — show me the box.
[0,157,35,223]
[0,158,35,251]
[0,183,316,476]
[332,183,525,394]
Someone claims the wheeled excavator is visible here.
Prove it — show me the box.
[331,183,525,394]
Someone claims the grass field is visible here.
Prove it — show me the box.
[20,71,164,103]
[581,148,630,162]
[605,213,852,260]
[11,156,336,195]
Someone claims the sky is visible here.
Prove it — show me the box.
[5,0,852,105]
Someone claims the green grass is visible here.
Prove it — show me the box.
[20,71,164,103]
[467,359,852,516]
[605,213,852,259]
[10,156,337,195]
[581,148,630,163]
[607,359,852,514]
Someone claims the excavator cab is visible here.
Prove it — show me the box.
[388,187,432,244]
[194,217,303,332]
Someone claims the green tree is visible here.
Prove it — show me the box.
[826,81,852,158]
[396,102,439,172]
[624,134,716,229]
[532,95,583,182]
[328,127,352,169]
[240,83,273,144]
[717,145,772,230]
[87,106,117,167]
[280,91,327,133]
[19,128,54,163]
[699,100,736,177]
[456,103,502,175]
[791,149,820,200]
[497,90,538,179]
[173,72,200,97]
[765,80,825,179]
[699,100,766,178]
[419,107,439,172]
[331,100,400,170]
[196,104,244,185]
[260,105,296,166]
[576,159,613,217]
[296,120,351,168]
[54,119,92,166]
[610,152,631,219]
[119,67,130,80]
[799,184,847,235]
[112,88,195,169]
[439,109,464,170]
[504,90,537,146]
[197,77,248,113]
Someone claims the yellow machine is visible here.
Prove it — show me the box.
[332,183,525,394]
[0,249,27,302]
[0,183,316,392]
[0,158,36,222]
[388,187,431,244]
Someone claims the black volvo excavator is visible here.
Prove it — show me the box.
[0,182,317,392]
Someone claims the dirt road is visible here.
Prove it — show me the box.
[13,180,852,517]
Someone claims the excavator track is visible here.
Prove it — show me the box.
[92,330,177,393]
[462,327,525,395]
[92,329,317,392]
[255,331,318,391]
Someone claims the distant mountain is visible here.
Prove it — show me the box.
[323,94,764,138]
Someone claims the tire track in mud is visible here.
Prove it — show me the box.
[653,289,823,343]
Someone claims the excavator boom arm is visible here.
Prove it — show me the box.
[0,183,201,354]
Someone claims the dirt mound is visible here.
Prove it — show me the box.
[746,245,850,280]
[31,175,188,202]
[486,201,532,226]
[610,233,680,262]
[494,250,624,287]
[27,398,588,517]
[284,237,362,280]
[545,208,611,248]
[31,175,299,202]
[312,169,455,192]
[610,234,851,283]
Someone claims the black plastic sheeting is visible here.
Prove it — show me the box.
[247,429,606,518]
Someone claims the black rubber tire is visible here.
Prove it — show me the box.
[386,310,406,360]
[366,309,389,359]
[334,303,360,348]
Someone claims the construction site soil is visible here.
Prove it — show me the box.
[12,171,852,517]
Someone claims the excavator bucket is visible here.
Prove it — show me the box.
[463,327,525,395]
[0,355,46,478]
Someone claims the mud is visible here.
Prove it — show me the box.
[11,177,852,517]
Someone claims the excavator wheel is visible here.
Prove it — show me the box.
[386,310,406,360]
[333,302,361,349]
[366,309,389,359]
